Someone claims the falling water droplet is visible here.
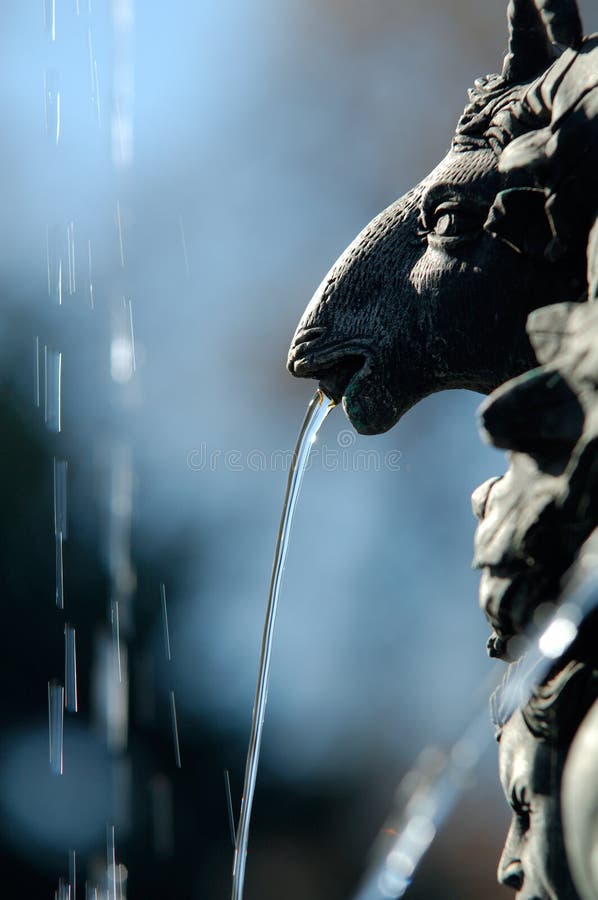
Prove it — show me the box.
[111,599,122,683]
[56,531,65,609]
[231,389,335,900]
[53,458,67,609]
[169,691,181,769]
[48,679,64,775]
[45,347,62,431]
[44,70,61,143]
[106,442,134,632]
[87,27,97,95]
[160,583,171,661]
[87,240,95,308]
[65,624,78,712]
[47,225,64,304]
[34,336,41,408]
[69,848,77,900]
[127,300,136,372]
[178,216,190,276]
[224,769,237,849]
[66,221,76,295]
[115,201,125,268]
[93,59,102,126]
[106,825,117,900]
[44,0,57,41]
[53,457,68,538]
[111,0,135,169]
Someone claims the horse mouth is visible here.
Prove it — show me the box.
[287,333,370,404]
[287,331,403,434]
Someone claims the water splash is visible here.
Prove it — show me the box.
[56,877,71,900]
[353,713,491,900]
[352,531,598,900]
[231,388,335,900]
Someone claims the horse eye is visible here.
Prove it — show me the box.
[432,204,478,237]
[511,786,532,831]
[435,212,458,236]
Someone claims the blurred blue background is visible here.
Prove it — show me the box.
[0,1,595,897]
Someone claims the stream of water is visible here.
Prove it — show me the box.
[231,388,336,900]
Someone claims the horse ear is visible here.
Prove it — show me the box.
[535,0,583,49]
[502,0,554,83]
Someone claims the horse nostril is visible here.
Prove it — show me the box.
[316,354,366,403]
[498,862,524,891]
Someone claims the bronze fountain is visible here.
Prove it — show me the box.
[288,1,598,895]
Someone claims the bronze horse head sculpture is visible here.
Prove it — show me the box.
[287,0,597,434]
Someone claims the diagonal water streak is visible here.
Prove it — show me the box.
[224,769,237,849]
[160,583,171,661]
[231,389,335,900]
[169,690,182,769]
